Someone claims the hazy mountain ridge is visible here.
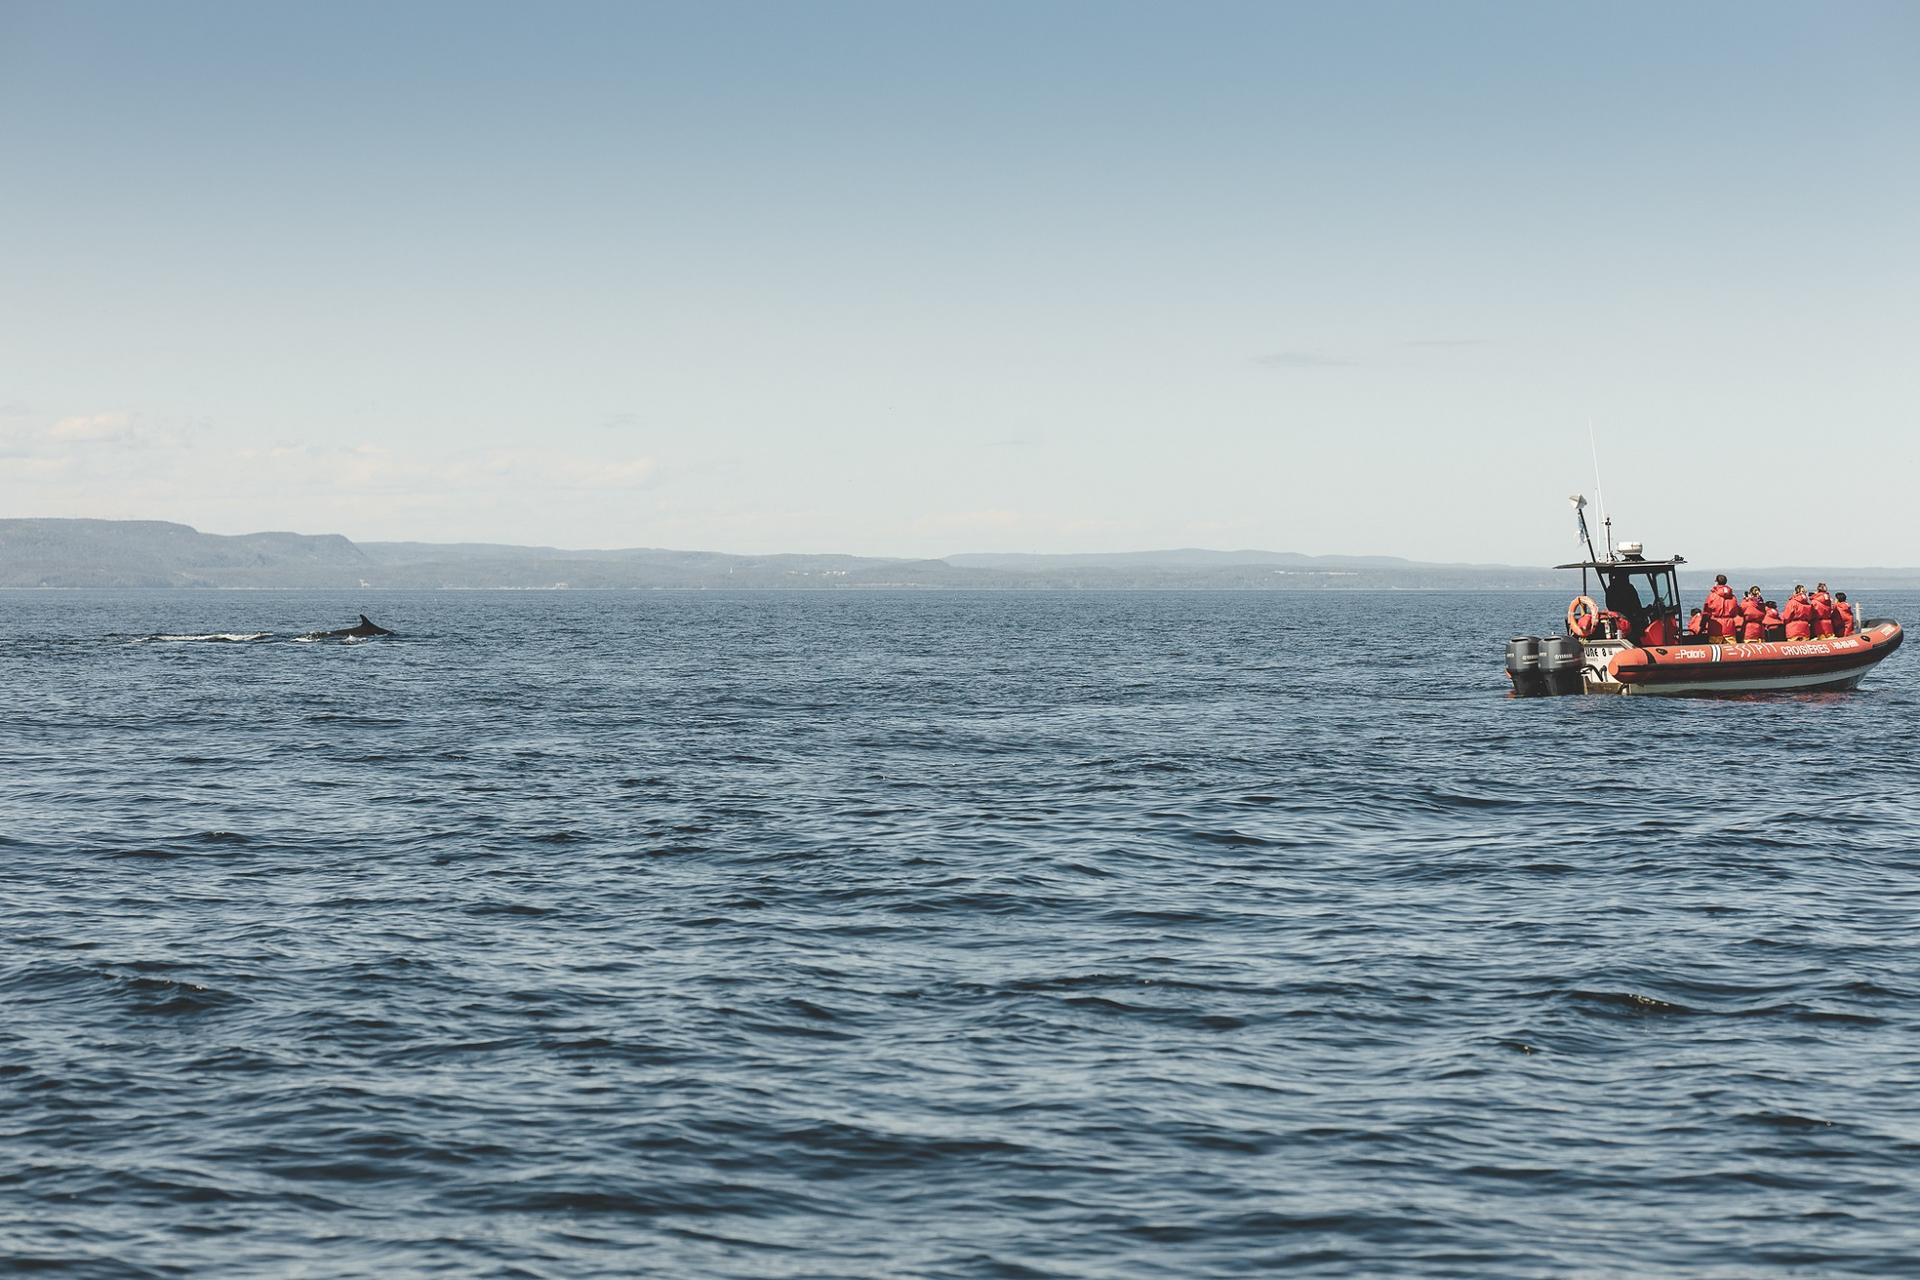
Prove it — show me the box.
[0,519,372,587]
[5,519,1916,590]
[946,549,1439,571]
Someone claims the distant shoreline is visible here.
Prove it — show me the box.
[7,519,1916,591]
[9,584,1919,595]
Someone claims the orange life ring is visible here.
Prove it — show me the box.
[1567,595,1599,638]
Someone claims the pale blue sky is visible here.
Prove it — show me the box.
[3,2,1915,562]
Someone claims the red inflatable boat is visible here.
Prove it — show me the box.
[1604,621,1904,695]
[1505,501,1904,697]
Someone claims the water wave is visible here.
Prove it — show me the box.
[3,588,1917,1276]
[134,631,274,643]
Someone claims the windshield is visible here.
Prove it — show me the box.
[1604,570,1675,617]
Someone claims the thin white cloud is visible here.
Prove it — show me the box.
[5,417,668,543]
[0,456,74,479]
[914,508,1021,532]
[40,410,192,452]
[49,411,136,441]
[1255,350,1353,369]
[476,449,658,491]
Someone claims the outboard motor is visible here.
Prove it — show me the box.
[1540,635,1586,696]
[1505,636,1546,697]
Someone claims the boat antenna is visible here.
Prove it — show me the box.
[1588,418,1613,560]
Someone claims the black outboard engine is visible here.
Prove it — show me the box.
[1505,636,1546,697]
[1540,635,1586,696]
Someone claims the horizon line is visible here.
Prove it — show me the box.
[7,515,1920,573]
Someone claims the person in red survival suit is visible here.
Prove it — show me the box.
[1703,574,1740,640]
[1834,592,1855,636]
[1739,587,1767,642]
[1762,600,1784,641]
[1811,582,1835,637]
[1688,607,1704,636]
[1782,586,1813,640]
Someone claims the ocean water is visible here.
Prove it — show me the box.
[5,588,1919,1279]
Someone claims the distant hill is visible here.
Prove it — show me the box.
[3,518,1916,590]
[946,548,1425,571]
[0,519,371,587]
[946,548,1507,573]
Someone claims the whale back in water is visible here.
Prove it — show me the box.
[302,614,395,640]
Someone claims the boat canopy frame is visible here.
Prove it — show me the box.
[1554,555,1689,636]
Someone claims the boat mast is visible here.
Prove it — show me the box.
[1588,419,1614,560]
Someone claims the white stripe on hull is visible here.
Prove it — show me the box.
[1615,667,1874,696]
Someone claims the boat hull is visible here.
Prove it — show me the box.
[1603,621,1903,696]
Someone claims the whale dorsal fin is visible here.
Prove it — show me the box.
[360,614,374,626]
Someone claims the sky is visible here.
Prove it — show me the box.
[2,1,1916,562]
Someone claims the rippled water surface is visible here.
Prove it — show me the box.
[6,589,1920,1278]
